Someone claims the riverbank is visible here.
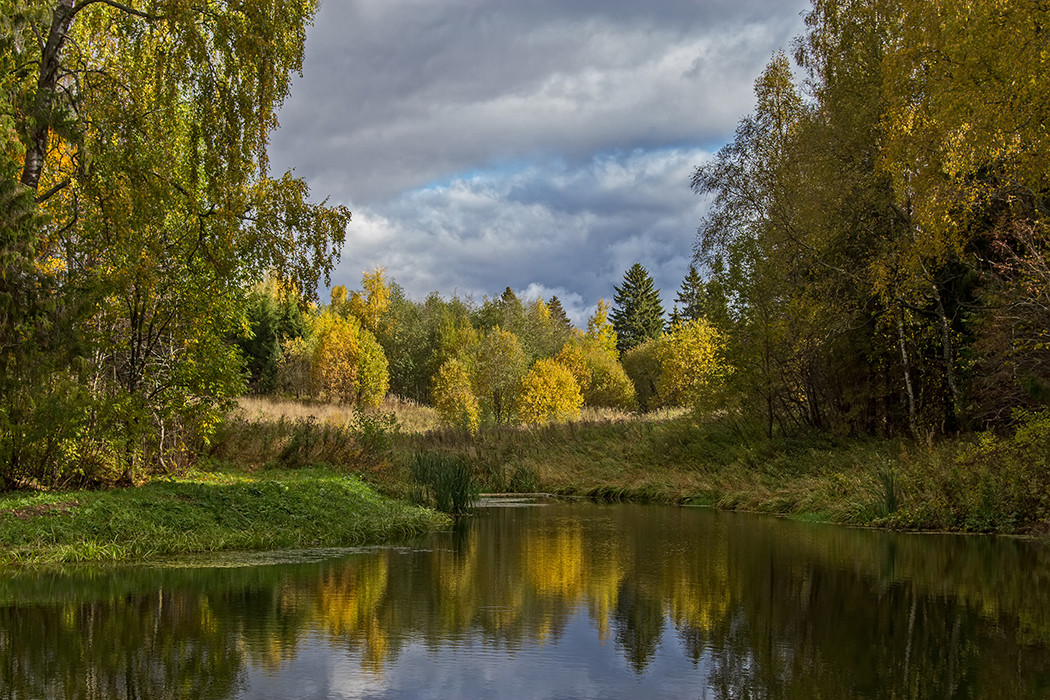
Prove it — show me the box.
[2,400,1046,566]
[223,397,1050,536]
[0,469,449,566]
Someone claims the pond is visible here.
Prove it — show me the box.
[1,502,1049,698]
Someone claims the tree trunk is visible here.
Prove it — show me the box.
[20,1,77,193]
[930,279,961,431]
[897,301,918,435]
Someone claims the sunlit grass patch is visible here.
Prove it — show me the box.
[0,469,448,566]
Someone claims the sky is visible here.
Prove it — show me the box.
[268,0,811,326]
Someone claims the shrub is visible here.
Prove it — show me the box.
[518,358,584,424]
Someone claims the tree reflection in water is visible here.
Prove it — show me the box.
[1,504,1049,698]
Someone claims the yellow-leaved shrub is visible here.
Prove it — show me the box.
[555,337,636,411]
[658,319,727,412]
[310,309,389,406]
[517,358,583,425]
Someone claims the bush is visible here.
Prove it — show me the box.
[517,359,583,424]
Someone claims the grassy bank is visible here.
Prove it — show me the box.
[0,469,449,566]
[4,397,1044,566]
[222,397,1050,536]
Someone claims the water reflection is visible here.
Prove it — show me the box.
[1,504,1049,698]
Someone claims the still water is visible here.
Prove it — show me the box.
[1,502,1049,699]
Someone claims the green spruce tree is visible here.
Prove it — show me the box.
[675,265,706,322]
[610,264,664,354]
[548,296,572,331]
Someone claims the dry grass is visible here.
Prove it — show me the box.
[237,395,442,434]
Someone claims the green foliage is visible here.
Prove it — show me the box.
[376,288,476,403]
[622,339,663,412]
[2,0,349,487]
[472,327,528,424]
[610,264,665,354]
[410,452,478,514]
[237,279,307,393]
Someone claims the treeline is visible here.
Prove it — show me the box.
[238,267,726,432]
[691,0,1049,437]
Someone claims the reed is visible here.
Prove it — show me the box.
[410,452,479,514]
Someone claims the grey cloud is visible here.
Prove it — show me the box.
[269,0,810,319]
[271,0,809,202]
[332,148,710,327]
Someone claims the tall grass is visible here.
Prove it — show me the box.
[228,396,1050,535]
[410,452,479,514]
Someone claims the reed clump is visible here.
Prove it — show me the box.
[410,452,479,514]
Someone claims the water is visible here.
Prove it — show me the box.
[1,503,1049,698]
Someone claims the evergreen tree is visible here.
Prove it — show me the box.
[675,265,706,322]
[548,296,572,331]
[610,264,664,354]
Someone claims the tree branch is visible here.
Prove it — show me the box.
[35,177,71,204]
[71,0,163,21]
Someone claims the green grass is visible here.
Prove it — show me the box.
[0,468,449,566]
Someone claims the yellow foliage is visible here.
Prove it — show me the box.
[658,319,728,411]
[432,358,481,434]
[347,267,391,333]
[330,285,348,308]
[310,309,389,406]
[555,337,636,410]
[517,358,583,425]
[586,299,618,355]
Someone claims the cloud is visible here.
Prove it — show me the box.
[268,0,811,320]
[332,148,710,326]
[271,0,809,203]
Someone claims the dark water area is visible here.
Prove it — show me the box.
[1,503,1049,699]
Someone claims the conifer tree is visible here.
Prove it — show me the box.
[675,265,706,323]
[610,264,664,354]
[547,296,572,331]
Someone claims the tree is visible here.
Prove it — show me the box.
[621,339,663,412]
[658,320,728,413]
[610,264,664,354]
[586,299,618,355]
[346,267,391,334]
[674,265,706,323]
[310,304,389,407]
[3,0,349,485]
[517,358,583,425]
[555,337,636,411]
[237,278,307,393]
[548,296,572,331]
[432,358,480,433]
[472,327,527,424]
